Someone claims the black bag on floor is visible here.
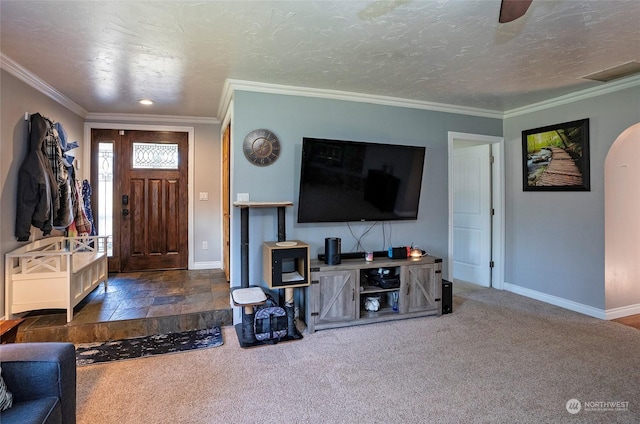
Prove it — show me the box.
[254,294,287,342]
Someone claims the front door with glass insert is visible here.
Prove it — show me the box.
[91,129,189,272]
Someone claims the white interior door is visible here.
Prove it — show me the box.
[453,144,491,287]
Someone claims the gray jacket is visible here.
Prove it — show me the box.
[15,113,60,241]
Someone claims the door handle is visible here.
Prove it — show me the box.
[122,208,129,216]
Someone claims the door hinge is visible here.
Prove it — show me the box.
[490,261,495,268]
[490,155,495,164]
[491,208,495,216]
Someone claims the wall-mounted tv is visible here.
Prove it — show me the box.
[297,137,426,223]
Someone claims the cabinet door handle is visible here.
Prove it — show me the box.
[352,288,355,301]
[406,284,410,296]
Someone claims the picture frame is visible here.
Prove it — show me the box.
[522,118,590,191]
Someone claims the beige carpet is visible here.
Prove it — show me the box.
[77,288,640,423]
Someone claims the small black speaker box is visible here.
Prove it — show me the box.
[325,237,341,265]
[389,246,408,259]
[442,280,453,314]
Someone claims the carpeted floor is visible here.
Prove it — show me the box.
[76,288,640,423]
[76,327,223,365]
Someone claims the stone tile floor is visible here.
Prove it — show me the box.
[16,269,232,344]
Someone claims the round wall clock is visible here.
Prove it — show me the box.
[243,129,281,166]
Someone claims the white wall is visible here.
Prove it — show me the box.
[1,69,222,319]
[605,122,640,313]
[1,69,85,317]
[84,118,222,268]
[503,86,640,314]
[5,62,640,322]
[230,91,502,295]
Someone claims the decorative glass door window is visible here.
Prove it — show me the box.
[97,142,114,256]
[132,142,179,169]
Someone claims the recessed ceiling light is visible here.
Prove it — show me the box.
[139,99,154,105]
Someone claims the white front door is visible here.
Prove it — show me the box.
[453,144,492,287]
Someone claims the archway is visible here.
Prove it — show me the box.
[604,122,640,317]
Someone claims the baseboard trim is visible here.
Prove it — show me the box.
[191,261,221,270]
[604,303,640,320]
[503,282,606,320]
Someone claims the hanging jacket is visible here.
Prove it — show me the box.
[68,165,92,235]
[54,121,79,167]
[42,116,73,229]
[15,113,60,241]
[82,179,97,236]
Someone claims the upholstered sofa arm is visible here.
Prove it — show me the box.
[1,343,76,424]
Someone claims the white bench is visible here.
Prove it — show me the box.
[5,236,108,322]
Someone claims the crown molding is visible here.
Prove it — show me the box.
[224,79,504,119]
[85,113,219,125]
[6,47,638,124]
[1,52,88,118]
[217,79,235,123]
[504,74,640,119]
[2,52,218,124]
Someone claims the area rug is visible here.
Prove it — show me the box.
[75,327,223,366]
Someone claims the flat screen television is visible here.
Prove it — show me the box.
[297,137,426,223]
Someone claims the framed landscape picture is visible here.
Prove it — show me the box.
[522,119,590,191]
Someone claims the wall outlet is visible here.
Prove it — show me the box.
[202,241,208,250]
[237,193,249,202]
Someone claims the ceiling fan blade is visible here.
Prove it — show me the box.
[499,0,533,23]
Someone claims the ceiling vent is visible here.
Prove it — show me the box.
[582,61,640,83]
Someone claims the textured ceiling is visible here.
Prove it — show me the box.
[1,0,639,118]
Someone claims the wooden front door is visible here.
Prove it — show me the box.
[120,130,188,271]
[91,129,188,272]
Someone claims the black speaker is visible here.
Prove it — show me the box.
[324,237,341,265]
[442,280,453,314]
[389,246,408,259]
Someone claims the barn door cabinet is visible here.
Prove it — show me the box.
[401,263,440,314]
[306,269,357,333]
[306,256,442,333]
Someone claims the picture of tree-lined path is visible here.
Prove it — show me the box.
[523,119,590,191]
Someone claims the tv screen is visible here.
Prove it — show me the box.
[297,137,426,223]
